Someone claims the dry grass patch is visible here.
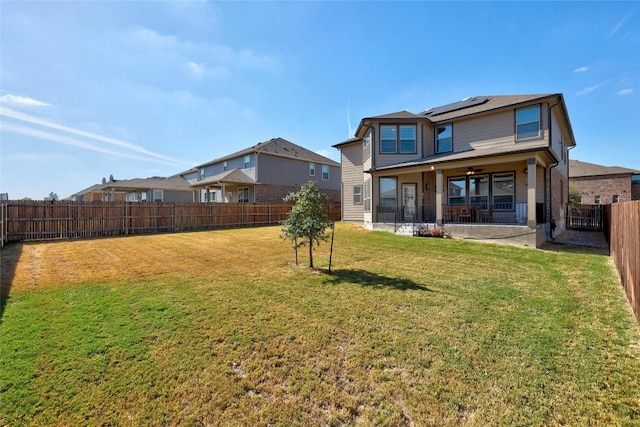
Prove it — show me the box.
[1,224,639,426]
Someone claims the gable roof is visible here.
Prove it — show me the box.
[422,94,555,122]
[190,168,256,188]
[69,183,103,198]
[353,93,575,147]
[197,137,340,168]
[569,160,640,178]
[332,137,362,149]
[100,175,191,192]
[365,110,423,120]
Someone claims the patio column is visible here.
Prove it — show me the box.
[435,169,444,225]
[527,158,537,228]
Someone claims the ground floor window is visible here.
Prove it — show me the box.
[379,177,397,210]
[492,173,514,210]
[353,185,362,205]
[238,187,249,203]
[447,172,514,210]
[364,179,371,211]
[153,190,163,202]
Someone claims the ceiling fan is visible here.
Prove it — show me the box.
[459,166,485,175]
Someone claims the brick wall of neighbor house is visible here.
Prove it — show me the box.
[255,184,341,203]
[551,167,567,231]
[570,175,633,204]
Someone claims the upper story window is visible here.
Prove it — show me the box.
[516,105,541,140]
[322,165,329,180]
[244,155,251,169]
[613,194,619,203]
[309,163,315,176]
[223,161,228,171]
[380,125,416,154]
[595,195,601,204]
[363,130,371,160]
[200,168,205,180]
[436,124,453,153]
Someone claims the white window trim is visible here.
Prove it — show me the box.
[436,124,453,153]
[380,124,417,154]
[238,187,249,203]
[516,105,541,141]
[322,165,329,180]
[353,185,362,205]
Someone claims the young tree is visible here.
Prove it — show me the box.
[280,181,333,269]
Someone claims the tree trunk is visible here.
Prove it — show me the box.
[308,241,314,268]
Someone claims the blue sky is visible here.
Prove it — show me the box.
[1,1,639,200]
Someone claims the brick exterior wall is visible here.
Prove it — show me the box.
[255,184,341,203]
[551,167,566,225]
[570,174,634,204]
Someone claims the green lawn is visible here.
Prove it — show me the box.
[1,224,639,426]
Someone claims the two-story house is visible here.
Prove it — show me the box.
[334,94,576,247]
[182,137,341,203]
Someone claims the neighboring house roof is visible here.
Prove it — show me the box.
[100,175,191,192]
[569,160,640,178]
[190,169,256,188]
[196,137,340,168]
[68,183,102,198]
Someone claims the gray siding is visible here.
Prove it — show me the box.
[452,105,549,154]
[257,154,340,192]
[371,122,425,168]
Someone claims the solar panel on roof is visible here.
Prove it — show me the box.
[423,96,489,117]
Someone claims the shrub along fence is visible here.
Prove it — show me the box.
[604,200,640,327]
[0,200,341,246]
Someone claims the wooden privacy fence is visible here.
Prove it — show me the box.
[604,200,640,327]
[0,201,341,245]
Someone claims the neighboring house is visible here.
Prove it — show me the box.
[569,159,640,204]
[99,175,193,202]
[333,94,576,247]
[181,137,341,203]
[68,183,107,202]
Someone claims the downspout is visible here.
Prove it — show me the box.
[548,98,561,240]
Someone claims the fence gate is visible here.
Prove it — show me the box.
[566,204,604,231]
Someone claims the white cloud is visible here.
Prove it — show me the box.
[0,107,194,167]
[187,61,206,78]
[0,94,50,107]
[130,27,178,50]
[573,66,589,73]
[610,6,638,37]
[616,88,634,96]
[577,83,603,95]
